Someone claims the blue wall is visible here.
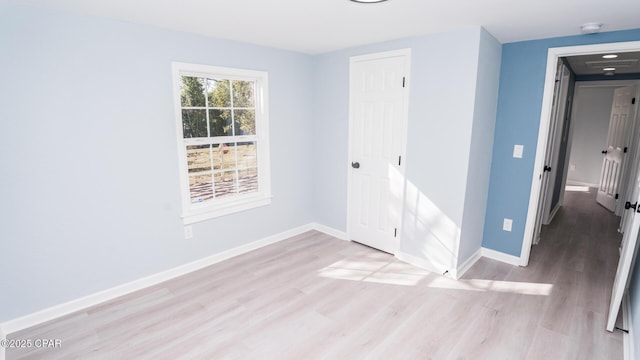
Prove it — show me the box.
[0,5,315,322]
[482,29,640,257]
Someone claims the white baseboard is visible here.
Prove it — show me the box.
[0,223,318,336]
[623,293,634,360]
[566,180,599,188]
[481,247,523,266]
[310,223,348,240]
[396,251,452,278]
[455,248,482,279]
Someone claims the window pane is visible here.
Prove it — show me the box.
[209,109,232,137]
[180,76,206,107]
[186,145,211,173]
[237,141,257,168]
[233,109,255,135]
[207,79,231,108]
[213,142,237,170]
[238,167,258,194]
[189,174,213,203]
[182,109,207,138]
[214,171,237,198]
[232,80,255,107]
[211,144,221,170]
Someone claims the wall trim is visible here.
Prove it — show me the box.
[455,248,482,279]
[565,180,599,188]
[310,223,348,240]
[623,293,634,360]
[0,223,324,336]
[481,247,523,266]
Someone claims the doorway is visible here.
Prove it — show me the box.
[523,41,640,334]
[523,41,640,265]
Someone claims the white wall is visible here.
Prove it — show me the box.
[0,4,315,322]
[567,85,615,186]
[0,4,504,324]
[458,29,502,266]
[312,27,501,274]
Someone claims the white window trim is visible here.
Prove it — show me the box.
[172,62,271,224]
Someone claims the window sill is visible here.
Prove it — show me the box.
[182,195,272,225]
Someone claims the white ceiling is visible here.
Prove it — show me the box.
[6,0,640,54]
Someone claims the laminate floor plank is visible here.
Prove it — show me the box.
[7,188,624,359]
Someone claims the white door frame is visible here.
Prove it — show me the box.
[346,48,411,254]
[521,40,640,266]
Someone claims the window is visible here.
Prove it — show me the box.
[172,62,271,224]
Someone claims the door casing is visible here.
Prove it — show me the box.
[522,40,640,266]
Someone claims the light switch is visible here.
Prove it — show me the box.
[513,145,524,158]
[503,218,513,232]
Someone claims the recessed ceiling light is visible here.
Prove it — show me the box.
[350,0,388,3]
[603,54,619,59]
[603,67,616,71]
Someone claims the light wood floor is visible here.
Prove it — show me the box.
[7,188,624,359]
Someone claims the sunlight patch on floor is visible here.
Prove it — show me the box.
[565,185,591,193]
[318,259,553,294]
[317,259,430,286]
[426,277,553,295]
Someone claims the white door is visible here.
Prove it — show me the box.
[542,63,571,225]
[607,156,640,331]
[598,86,634,211]
[533,61,566,244]
[348,50,410,254]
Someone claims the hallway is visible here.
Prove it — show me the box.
[518,186,624,358]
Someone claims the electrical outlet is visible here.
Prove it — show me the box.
[184,225,193,239]
[503,218,513,232]
[513,145,524,159]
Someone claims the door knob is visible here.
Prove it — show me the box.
[625,201,637,210]
[543,165,552,172]
[351,162,360,169]
[602,150,608,154]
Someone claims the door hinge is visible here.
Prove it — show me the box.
[398,156,402,166]
[402,77,406,88]
[615,193,619,199]
[615,326,629,334]
[624,146,628,153]
[632,97,636,105]
[394,228,397,237]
